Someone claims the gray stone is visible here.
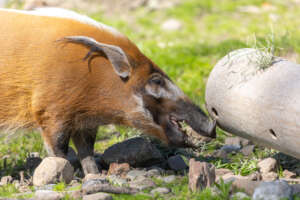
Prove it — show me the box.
[188,159,215,191]
[258,158,277,174]
[102,137,164,167]
[231,192,250,199]
[83,192,112,200]
[126,169,147,181]
[150,187,171,195]
[220,145,241,153]
[253,180,293,200]
[215,168,234,181]
[67,190,82,199]
[35,184,56,191]
[35,190,64,200]
[261,172,278,181]
[214,149,228,159]
[162,175,176,183]
[82,179,109,191]
[240,145,255,156]
[231,179,261,196]
[283,169,297,179]
[107,175,127,186]
[161,19,182,31]
[33,157,74,186]
[146,168,162,177]
[84,174,106,182]
[248,172,262,181]
[129,177,156,190]
[224,137,242,148]
[167,155,187,171]
[291,184,300,195]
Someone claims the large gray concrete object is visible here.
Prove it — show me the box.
[205,48,300,159]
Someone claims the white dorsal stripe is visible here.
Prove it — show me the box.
[0,7,123,37]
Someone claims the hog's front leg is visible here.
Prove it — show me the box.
[72,128,99,175]
[41,129,71,158]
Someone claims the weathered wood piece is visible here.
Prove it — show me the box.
[188,158,215,191]
[205,48,300,159]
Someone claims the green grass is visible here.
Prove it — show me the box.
[2,0,300,199]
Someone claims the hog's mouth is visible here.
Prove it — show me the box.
[168,115,213,148]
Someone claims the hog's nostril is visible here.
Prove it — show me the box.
[269,129,277,140]
[211,107,218,117]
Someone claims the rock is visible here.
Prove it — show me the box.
[150,187,171,195]
[82,179,135,194]
[146,168,162,177]
[126,170,147,181]
[291,184,300,195]
[240,145,255,156]
[283,169,297,179]
[161,19,182,31]
[167,155,188,171]
[239,137,253,147]
[82,192,113,200]
[0,176,13,185]
[107,175,127,186]
[84,174,106,182]
[224,137,242,148]
[67,190,82,199]
[102,137,164,167]
[82,179,109,190]
[216,172,234,182]
[215,168,233,177]
[33,157,74,186]
[162,175,176,183]
[215,168,234,181]
[220,174,249,183]
[220,145,240,153]
[35,184,56,191]
[253,180,293,200]
[214,149,228,159]
[261,172,278,181]
[231,192,250,199]
[35,190,64,200]
[248,172,262,181]
[231,179,261,196]
[129,177,156,190]
[188,159,215,191]
[294,168,300,176]
[108,162,130,176]
[258,158,277,174]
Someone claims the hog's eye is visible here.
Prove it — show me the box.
[150,76,164,86]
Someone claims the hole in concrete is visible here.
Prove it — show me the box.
[212,107,218,117]
[269,129,277,140]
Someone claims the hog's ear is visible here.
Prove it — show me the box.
[59,36,130,78]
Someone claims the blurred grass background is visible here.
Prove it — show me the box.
[1,0,300,199]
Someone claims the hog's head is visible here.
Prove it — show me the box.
[60,36,216,147]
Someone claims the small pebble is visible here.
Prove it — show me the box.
[150,187,171,195]
[162,175,176,183]
[83,192,113,200]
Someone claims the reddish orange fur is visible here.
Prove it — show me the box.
[0,10,168,143]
